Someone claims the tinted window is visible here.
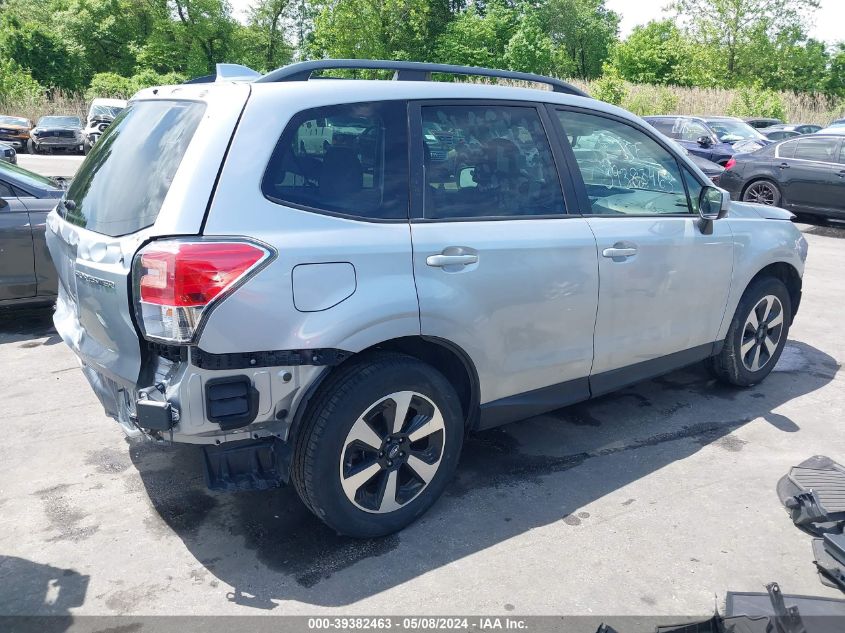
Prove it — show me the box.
[677,119,711,142]
[262,102,408,220]
[778,140,797,159]
[840,145,845,164]
[557,110,692,216]
[647,118,679,138]
[0,181,14,198]
[420,105,563,219]
[62,100,205,236]
[792,137,838,162]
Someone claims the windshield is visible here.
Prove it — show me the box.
[706,119,765,143]
[37,116,81,128]
[0,116,29,127]
[61,99,206,236]
[89,105,124,119]
[0,160,61,191]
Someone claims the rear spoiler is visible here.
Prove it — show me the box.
[183,63,261,84]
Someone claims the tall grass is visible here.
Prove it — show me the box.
[2,82,843,125]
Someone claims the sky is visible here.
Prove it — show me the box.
[606,0,844,45]
[228,0,844,45]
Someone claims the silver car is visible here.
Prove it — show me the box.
[46,61,807,537]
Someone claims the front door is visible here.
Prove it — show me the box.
[551,108,734,394]
[409,101,599,424]
[0,180,36,301]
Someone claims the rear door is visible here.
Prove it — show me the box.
[46,84,250,397]
[0,181,36,301]
[409,100,599,422]
[776,137,841,215]
[550,107,734,393]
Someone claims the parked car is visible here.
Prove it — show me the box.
[0,115,33,152]
[662,136,726,184]
[761,123,822,139]
[83,98,127,154]
[744,117,783,130]
[0,160,64,307]
[720,134,844,222]
[829,119,845,127]
[29,116,84,154]
[47,60,807,538]
[0,142,17,165]
[814,126,845,136]
[643,115,770,165]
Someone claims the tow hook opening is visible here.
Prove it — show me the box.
[135,385,179,431]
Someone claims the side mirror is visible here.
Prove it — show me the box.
[699,186,730,221]
[697,136,712,147]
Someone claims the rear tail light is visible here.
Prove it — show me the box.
[133,239,273,344]
[724,158,737,171]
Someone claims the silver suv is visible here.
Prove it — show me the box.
[47,60,807,538]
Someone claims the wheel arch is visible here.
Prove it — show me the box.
[746,261,802,324]
[286,335,480,451]
[741,176,781,202]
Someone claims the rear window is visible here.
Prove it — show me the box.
[61,100,205,236]
[791,137,838,162]
[261,101,409,220]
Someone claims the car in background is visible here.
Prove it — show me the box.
[643,115,770,166]
[815,126,845,136]
[662,136,725,184]
[0,115,33,152]
[829,119,845,127]
[760,123,822,140]
[83,98,126,154]
[744,117,783,130]
[719,134,844,222]
[29,116,84,154]
[0,160,64,307]
[0,142,17,165]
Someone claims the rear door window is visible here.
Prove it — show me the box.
[61,100,206,236]
[418,104,564,219]
[262,101,409,220]
[792,137,838,163]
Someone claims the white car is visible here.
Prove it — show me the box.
[83,98,127,153]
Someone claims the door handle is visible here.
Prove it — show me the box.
[426,254,478,267]
[779,162,790,169]
[602,247,637,259]
[838,170,845,178]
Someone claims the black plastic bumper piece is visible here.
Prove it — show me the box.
[136,399,174,431]
[203,438,291,492]
[205,375,259,430]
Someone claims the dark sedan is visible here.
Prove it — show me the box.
[0,161,64,306]
[760,123,822,141]
[720,134,845,222]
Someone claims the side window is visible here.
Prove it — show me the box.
[840,144,845,165]
[0,181,15,198]
[793,137,838,162]
[677,120,711,143]
[556,109,693,216]
[778,140,797,159]
[420,105,564,219]
[262,101,408,220]
[648,118,679,139]
[683,168,704,214]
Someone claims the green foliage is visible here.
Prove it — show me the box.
[727,85,787,120]
[623,86,679,116]
[0,57,43,103]
[85,69,188,99]
[592,65,627,105]
[504,9,553,75]
[433,2,515,69]
[544,0,619,80]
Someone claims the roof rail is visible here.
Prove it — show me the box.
[255,59,589,97]
[184,63,261,84]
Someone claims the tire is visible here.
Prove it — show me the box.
[710,276,792,387]
[742,179,781,207]
[292,352,464,538]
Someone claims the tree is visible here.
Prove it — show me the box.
[237,0,294,72]
[670,0,820,83]
[543,0,619,80]
[613,19,715,87]
[310,0,451,63]
[434,1,516,69]
[505,7,554,75]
